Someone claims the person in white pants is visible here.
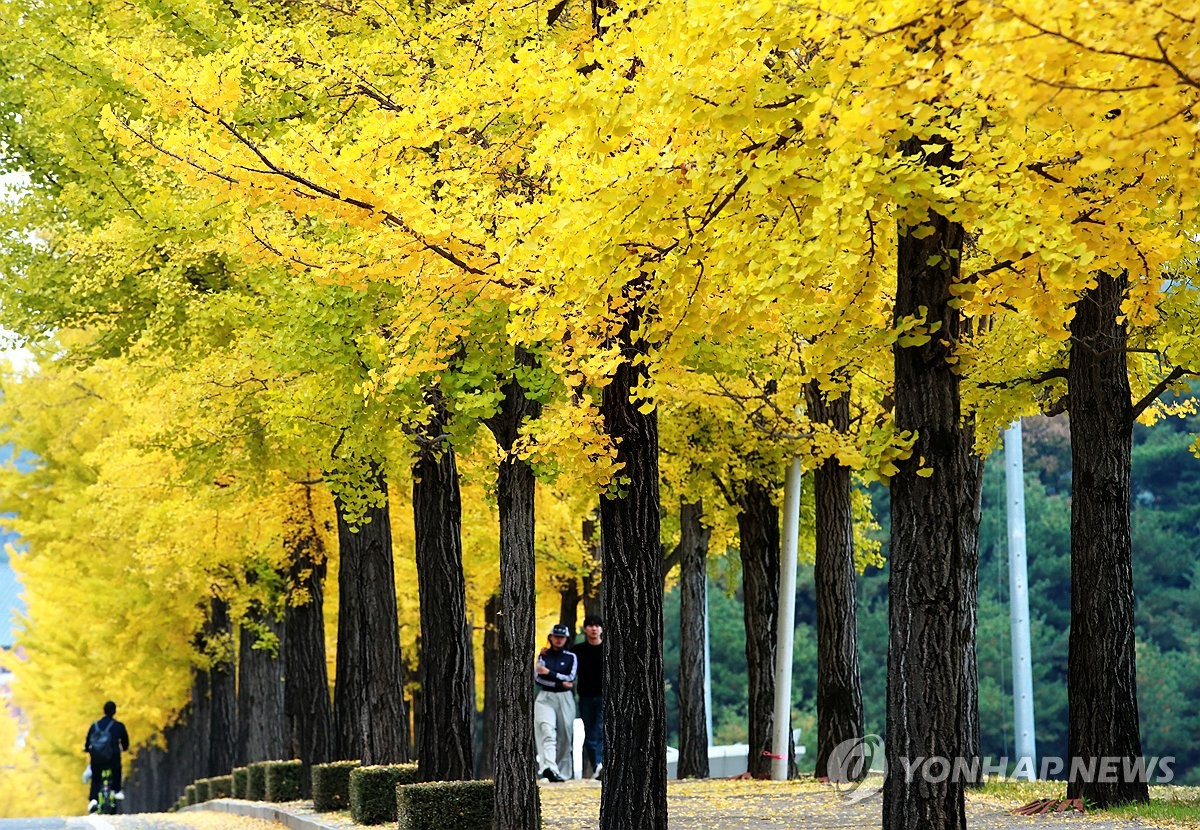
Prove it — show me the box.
[534,624,578,782]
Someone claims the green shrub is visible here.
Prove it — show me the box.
[312,760,360,812]
[349,763,419,825]
[264,759,305,802]
[193,779,210,802]
[184,783,197,806]
[397,780,500,830]
[231,766,248,798]
[246,762,269,801]
[207,774,233,799]
[173,796,186,812]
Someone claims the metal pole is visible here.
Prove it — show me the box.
[1005,420,1037,779]
[772,458,803,781]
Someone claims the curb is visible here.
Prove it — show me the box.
[183,798,344,830]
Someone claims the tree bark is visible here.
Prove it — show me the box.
[480,593,501,781]
[284,490,334,794]
[582,511,604,620]
[736,479,782,779]
[207,597,238,776]
[883,135,979,830]
[483,352,542,830]
[332,463,410,764]
[677,499,711,779]
[599,286,667,830]
[185,664,213,784]
[412,397,476,782]
[236,611,287,764]
[1066,271,1148,807]
[803,383,865,781]
[556,575,581,637]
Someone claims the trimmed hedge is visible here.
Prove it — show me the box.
[312,760,361,812]
[397,780,499,830]
[264,759,305,802]
[193,779,210,802]
[184,783,197,806]
[207,774,233,799]
[246,762,269,801]
[231,766,248,798]
[349,763,419,825]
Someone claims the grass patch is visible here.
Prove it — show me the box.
[976,780,1200,826]
[1107,786,1200,826]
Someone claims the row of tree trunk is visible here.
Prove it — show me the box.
[127,253,1153,830]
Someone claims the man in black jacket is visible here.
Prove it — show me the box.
[570,615,604,780]
[534,624,577,782]
[84,700,130,812]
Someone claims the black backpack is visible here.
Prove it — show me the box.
[88,720,118,765]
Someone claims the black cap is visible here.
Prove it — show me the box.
[550,624,570,638]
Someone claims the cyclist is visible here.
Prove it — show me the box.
[84,701,130,813]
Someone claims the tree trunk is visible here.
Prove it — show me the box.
[677,499,711,779]
[125,740,170,812]
[207,597,238,776]
[582,511,604,620]
[961,471,984,789]
[480,594,500,781]
[484,353,543,830]
[736,479,781,779]
[804,383,865,781]
[284,492,334,794]
[557,576,581,637]
[332,463,410,764]
[1066,271,1148,807]
[186,664,213,783]
[599,288,667,830]
[884,136,979,830]
[236,611,286,764]
[412,398,476,782]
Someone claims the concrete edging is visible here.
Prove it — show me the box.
[183,798,343,830]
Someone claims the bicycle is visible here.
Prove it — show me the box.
[93,767,121,815]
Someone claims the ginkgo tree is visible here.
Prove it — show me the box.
[4,0,1200,828]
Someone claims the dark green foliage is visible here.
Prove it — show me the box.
[207,774,233,799]
[173,797,186,812]
[231,766,248,798]
[193,779,210,802]
[349,763,419,825]
[312,760,361,812]
[397,780,498,830]
[184,784,197,806]
[246,762,269,801]
[663,559,818,755]
[264,760,305,802]
[663,569,753,746]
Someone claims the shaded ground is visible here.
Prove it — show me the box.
[538,778,1174,830]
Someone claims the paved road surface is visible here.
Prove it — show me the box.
[0,813,279,830]
[1,781,1176,830]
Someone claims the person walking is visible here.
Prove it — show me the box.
[534,623,577,782]
[84,700,130,813]
[571,614,605,780]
